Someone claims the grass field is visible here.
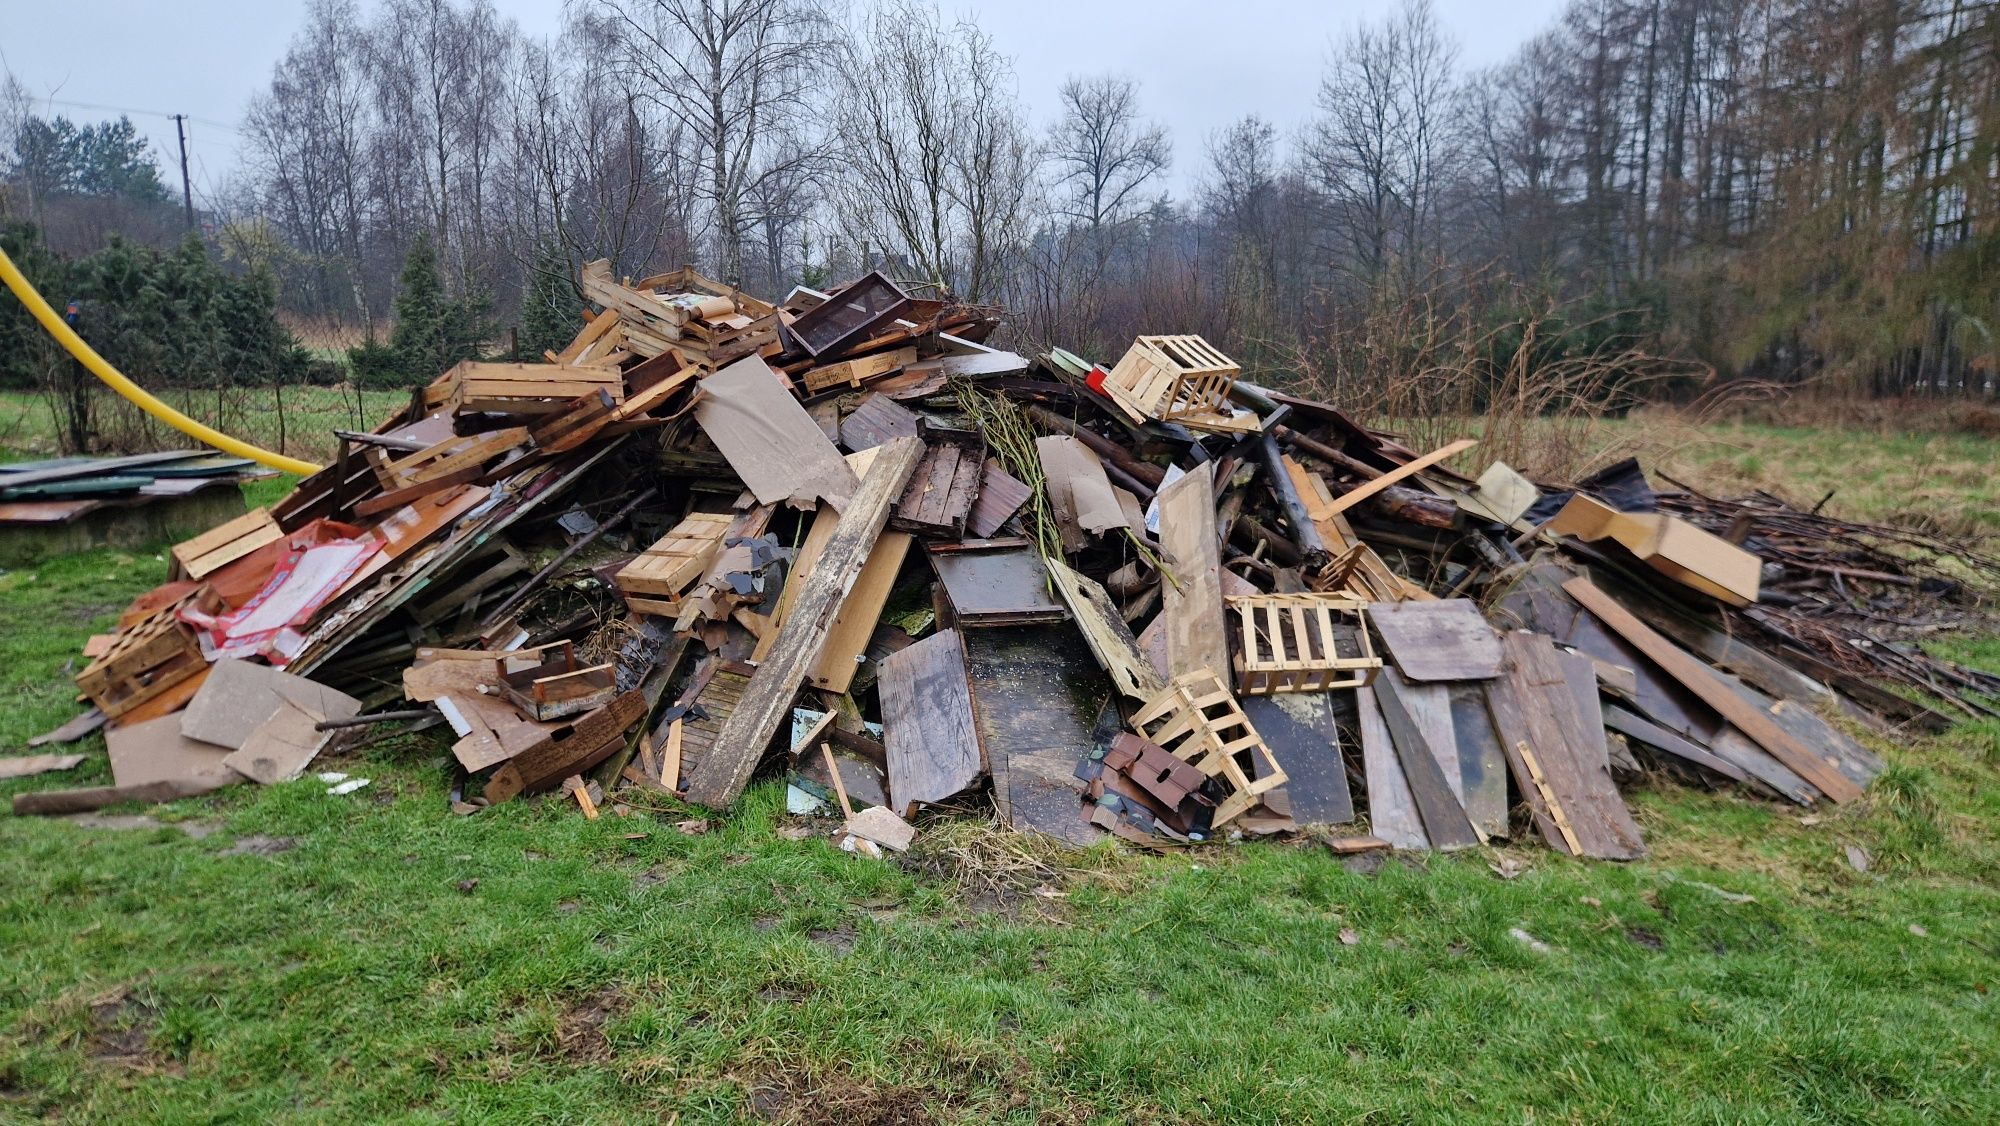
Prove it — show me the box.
[1,422,1997,1122]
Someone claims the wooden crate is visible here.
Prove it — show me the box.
[614,511,735,615]
[76,591,209,720]
[171,506,283,580]
[1228,592,1380,695]
[443,361,624,414]
[1129,669,1285,827]
[1100,335,1255,433]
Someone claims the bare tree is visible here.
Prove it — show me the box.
[834,0,1035,301]
[1048,74,1170,245]
[592,0,832,283]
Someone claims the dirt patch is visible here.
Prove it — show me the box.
[631,864,676,891]
[1626,927,1666,950]
[808,925,855,955]
[218,835,297,857]
[747,1064,935,1125]
[552,986,627,1063]
[83,988,181,1076]
[64,814,216,838]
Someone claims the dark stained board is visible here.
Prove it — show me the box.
[890,427,985,538]
[962,624,1106,847]
[839,392,921,452]
[878,628,983,810]
[1241,692,1354,827]
[1445,683,1509,839]
[1368,598,1504,681]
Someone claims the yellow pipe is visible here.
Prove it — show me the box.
[0,244,323,476]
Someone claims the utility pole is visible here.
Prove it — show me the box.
[173,114,194,232]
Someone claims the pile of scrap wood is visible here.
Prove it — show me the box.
[17,266,2000,866]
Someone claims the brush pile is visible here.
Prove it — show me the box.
[17,265,1999,861]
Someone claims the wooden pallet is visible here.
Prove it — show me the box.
[1129,669,1286,826]
[1228,592,1380,695]
[75,591,209,720]
[1100,335,1254,434]
[442,361,624,414]
[615,511,735,615]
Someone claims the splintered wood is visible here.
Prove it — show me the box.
[1130,670,1285,827]
[1228,593,1380,695]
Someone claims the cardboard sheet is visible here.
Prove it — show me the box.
[695,356,858,510]
[106,713,237,788]
[181,658,362,750]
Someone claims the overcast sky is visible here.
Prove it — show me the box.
[2,0,1562,208]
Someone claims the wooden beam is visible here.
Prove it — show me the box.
[1562,576,1863,803]
[682,437,925,808]
[1158,465,1229,681]
[1321,438,1477,518]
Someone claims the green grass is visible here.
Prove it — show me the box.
[0,387,410,465]
[2,545,1998,1121]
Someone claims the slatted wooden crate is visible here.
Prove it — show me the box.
[76,590,210,720]
[1129,669,1286,826]
[614,511,735,616]
[1099,335,1255,433]
[1228,592,1380,695]
[443,361,624,415]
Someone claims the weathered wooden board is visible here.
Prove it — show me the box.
[879,629,982,810]
[892,429,984,538]
[1355,680,1427,849]
[963,625,1104,847]
[1370,669,1480,849]
[1563,576,1862,803]
[1046,557,1165,702]
[1240,692,1354,827]
[683,437,923,807]
[1368,598,1503,681]
[1486,631,1645,859]
[840,393,920,451]
[967,460,1031,538]
[1158,467,1228,680]
[1035,435,1125,547]
[695,355,859,511]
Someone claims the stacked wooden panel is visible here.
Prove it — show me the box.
[441,362,624,415]
[580,259,781,370]
[614,511,735,616]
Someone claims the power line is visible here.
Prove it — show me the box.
[37,96,239,135]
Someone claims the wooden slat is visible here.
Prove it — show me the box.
[1322,438,1478,518]
[1368,669,1480,850]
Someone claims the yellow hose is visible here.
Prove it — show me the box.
[0,244,323,476]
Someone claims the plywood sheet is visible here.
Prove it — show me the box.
[879,629,982,809]
[963,625,1104,847]
[1368,598,1502,681]
[1241,692,1353,827]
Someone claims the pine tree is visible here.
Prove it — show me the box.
[382,233,487,382]
[518,242,581,359]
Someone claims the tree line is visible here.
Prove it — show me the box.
[5,0,1997,400]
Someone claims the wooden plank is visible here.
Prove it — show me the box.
[967,459,1031,538]
[1355,679,1427,849]
[1240,693,1353,827]
[1158,467,1228,680]
[1367,598,1503,681]
[1561,577,1862,803]
[839,393,921,451]
[1490,631,1646,859]
[878,629,982,811]
[1321,438,1477,518]
[683,437,924,808]
[1368,669,1480,849]
[172,507,282,579]
[1046,557,1166,702]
